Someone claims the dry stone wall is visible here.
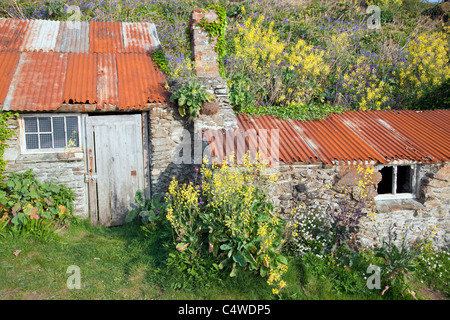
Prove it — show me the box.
[270,162,450,249]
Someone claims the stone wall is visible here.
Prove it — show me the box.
[3,117,87,218]
[148,104,196,196]
[270,162,450,249]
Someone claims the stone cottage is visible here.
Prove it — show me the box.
[1,12,449,248]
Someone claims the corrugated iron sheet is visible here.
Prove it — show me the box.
[238,115,319,164]
[0,52,20,105]
[97,53,119,108]
[336,111,430,162]
[3,52,67,111]
[416,109,450,135]
[89,21,123,53]
[0,18,167,110]
[20,20,60,52]
[213,110,450,165]
[375,110,450,162]
[0,19,29,51]
[291,116,386,165]
[116,53,166,109]
[55,21,90,53]
[122,22,160,53]
[63,53,97,104]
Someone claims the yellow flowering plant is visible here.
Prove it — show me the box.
[165,153,288,294]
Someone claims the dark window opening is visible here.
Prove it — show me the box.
[397,166,412,193]
[377,166,393,194]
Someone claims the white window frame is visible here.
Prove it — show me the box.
[19,114,83,154]
[375,164,418,200]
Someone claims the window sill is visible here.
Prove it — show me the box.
[375,198,424,213]
[17,151,84,163]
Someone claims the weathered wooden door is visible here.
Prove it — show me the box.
[85,114,144,226]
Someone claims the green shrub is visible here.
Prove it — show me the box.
[164,155,288,295]
[0,170,76,238]
[0,111,17,180]
[125,190,168,230]
[152,50,170,75]
[415,243,450,297]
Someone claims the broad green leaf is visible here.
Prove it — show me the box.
[125,209,138,223]
[233,252,247,267]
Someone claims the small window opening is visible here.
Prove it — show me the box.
[376,165,415,199]
[377,166,393,194]
[397,165,411,193]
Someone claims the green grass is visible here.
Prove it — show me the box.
[0,219,446,300]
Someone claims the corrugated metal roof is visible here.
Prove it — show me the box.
[0,18,167,111]
[20,20,60,52]
[122,22,161,53]
[89,21,123,53]
[3,52,67,111]
[238,115,318,164]
[97,53,119,108]
[336,111,429,162]
[290,115,387,165]
[375,111,450,162]
[63,53,97,104]
[0,52,20,104]
[0,19,29,51]
[55,21,90,53]
[210,110,450,165]
[116,53,167,109]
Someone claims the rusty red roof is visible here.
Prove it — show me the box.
[0,18,167,111]
[208,110,450,165]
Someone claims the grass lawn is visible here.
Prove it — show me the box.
[0,219,446,300]
[0,220,277,300]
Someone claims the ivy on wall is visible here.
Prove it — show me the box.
[0,112,17,180]
[197,5,227,78]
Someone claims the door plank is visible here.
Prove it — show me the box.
[85,114,144,227]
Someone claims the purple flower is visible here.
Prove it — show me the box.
[199,197,204,205]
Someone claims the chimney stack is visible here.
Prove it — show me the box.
[190,9,221,78]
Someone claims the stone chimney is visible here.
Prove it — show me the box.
[190,8,221,78]
[188,9,237,134]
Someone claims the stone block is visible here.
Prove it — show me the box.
[434,165,450,181]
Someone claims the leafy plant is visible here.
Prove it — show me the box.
[198,4,228,77]
[0,111,17,180]
[165,154,288,295]
[152,50,170,75]
[170,80,213,118]
[372,224,421,296]
[0,170,75,237]
[229,73,255,111]
[125,190,168,229]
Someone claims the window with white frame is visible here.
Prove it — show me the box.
[21,115,81,151]
[375,164,417,200]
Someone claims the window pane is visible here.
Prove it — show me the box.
[38,117,51,133]
[397,166,412,193]
[24,117,37,133]
[377,166,393,194]
[40,134,53,149]
[52,117,66,148]
[25,134,39,149]
[66,116,79,148]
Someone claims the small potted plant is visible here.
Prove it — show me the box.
[170,80,215,119]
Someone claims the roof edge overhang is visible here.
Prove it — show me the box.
[0,102,170,113]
